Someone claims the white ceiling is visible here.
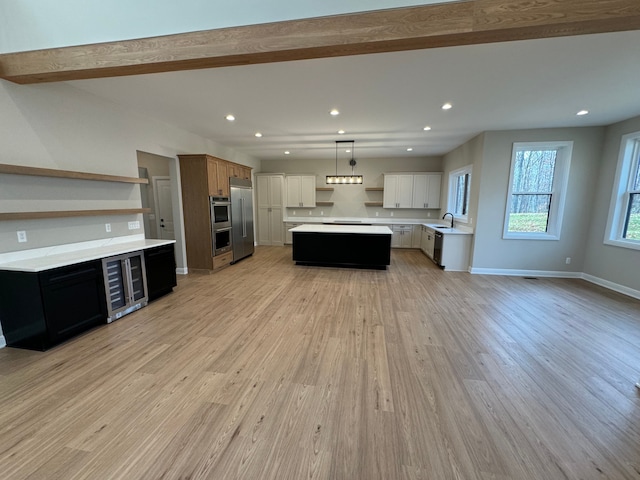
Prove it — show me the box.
[68,30,640,162]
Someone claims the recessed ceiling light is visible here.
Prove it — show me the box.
[407,148,413,152]
[254,132,263,137]
[576,110,589,116]
[225,114,235,121]
[338,130,345,134]
[330,109,340,116]
[423,126,432,131]
[284,151,290,155]
[441,103,453,110]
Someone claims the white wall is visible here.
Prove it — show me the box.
[470,127,605,273]
[0,79,260,271]
[0,0,450,54]
[583,115,640,292]
[260,156,443,219]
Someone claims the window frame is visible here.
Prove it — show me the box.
[604,131,640,251]
[447,165,472,223]
[503,141,573,240]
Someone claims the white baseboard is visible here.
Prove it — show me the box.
[469,267,582,278]
[582,273,640,301]
[176,267,188,275]
[0,335,6,349]
[469,267,640,300]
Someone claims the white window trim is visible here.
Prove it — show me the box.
[447,165,472,224]
[503,141,573,240]
[604,131,640,251]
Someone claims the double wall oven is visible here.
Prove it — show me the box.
[210,196,232,256]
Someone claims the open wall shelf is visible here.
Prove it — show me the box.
[0,208,152,221]
[0,163,149,184]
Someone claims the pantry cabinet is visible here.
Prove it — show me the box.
[256,174,285,246]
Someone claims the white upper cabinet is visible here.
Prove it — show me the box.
[383,174,413,208]
[286,175,316,207]
[384,173,441,209]
[412,173,442,209]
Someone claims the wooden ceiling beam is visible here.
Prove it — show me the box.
[1,0,639,84]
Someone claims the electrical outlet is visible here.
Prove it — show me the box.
[390,211,394,217]
[105,223,111,232]
[17,230,27,243]
[320,210,324,216]
[293,210,296,215]
[427,212,431,218]
[565,257,571,265]
[308,210,312,215]
[376,211,379,217]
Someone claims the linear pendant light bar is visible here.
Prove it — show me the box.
[327,140,362,185]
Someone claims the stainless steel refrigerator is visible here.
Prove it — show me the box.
[230,177,255,263]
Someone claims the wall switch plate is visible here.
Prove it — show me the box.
[565,257,571,264]
[128,221,141,230]
[105,223,111,232]
[17,230,27,243]
[308,211,312,215]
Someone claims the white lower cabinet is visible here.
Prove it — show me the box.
[285,222,303,244]
[420,225,435,259]
[391,225,414,248]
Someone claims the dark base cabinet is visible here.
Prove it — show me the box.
[144,244,177,301]
[0,260,107,351]
[292,232,391,270]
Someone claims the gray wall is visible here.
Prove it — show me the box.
[0,80,259,267]
[260,156,443,220]
[471,127,604,272]
[583,115,640,291]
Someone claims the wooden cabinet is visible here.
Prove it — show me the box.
[144,244,177,301]
[0,260,107,351]
[383,174,414,208]
[229,164,252,181]
[207,157,229,196]
[383,173,442,209]
[286,175,316,207]
[256,174,284,246]
[412,174,442,209]
[178,154,252,270]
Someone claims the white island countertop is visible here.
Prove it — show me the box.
[0,236,176,273]
[290,224,392,235]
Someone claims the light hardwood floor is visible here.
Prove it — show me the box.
[0,247,639,479]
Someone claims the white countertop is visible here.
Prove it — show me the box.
[284,216,473,235]
[0,236,176,272]
[290,224,393,235]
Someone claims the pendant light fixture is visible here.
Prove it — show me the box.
[326,140,363,184]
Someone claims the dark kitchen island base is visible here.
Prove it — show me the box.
[291,225,392,270]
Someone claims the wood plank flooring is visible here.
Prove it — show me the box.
[0,246,639,479]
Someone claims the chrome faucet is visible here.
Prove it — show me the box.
[442,212,454,228]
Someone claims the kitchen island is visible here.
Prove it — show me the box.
[290,224,392,269]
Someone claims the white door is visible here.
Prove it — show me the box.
[153,177,175,240]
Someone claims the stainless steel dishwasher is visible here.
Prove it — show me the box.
[433,231,444,267]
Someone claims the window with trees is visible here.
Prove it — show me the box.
[605,131,640,250]
[503,142,572,240]
[448,165,472,222]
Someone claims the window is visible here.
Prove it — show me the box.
[503,142,572,240]
[448,165,472,222]
[605,131,640,250]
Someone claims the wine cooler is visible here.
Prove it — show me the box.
[102,251,148,323]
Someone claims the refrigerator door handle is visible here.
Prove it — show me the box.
[242,197,247,237]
